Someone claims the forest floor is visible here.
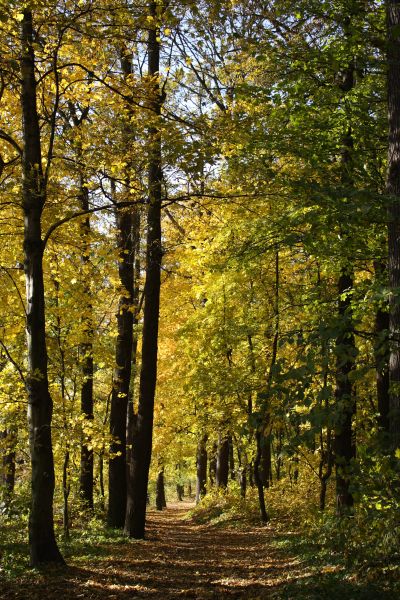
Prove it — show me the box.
[0,501,398,599]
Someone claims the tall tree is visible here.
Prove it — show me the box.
[20,8,63,565]
[387,0,400,449]
[125,0,163,539]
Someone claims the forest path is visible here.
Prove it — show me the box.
[1,501,395,599]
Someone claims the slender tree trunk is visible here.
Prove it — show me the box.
[240,467,247,498]
[125,1,163,539]
[216,434,229,488]
[319,427,333,511]
[275,431,283,481]
[209,442,217,487]
[260,425,272,489]
[195,435,207,503]
[156,469,166,510]
[79,181,94,510]
[109,45,141,528]
[374,261,390,434]
[108,203,134,527]
[334,52,357,514]
[176,483,184,501]
[125,208,141,528]
[387,0,400,448]
[1,429,16,507]
[228,435,235,481]
[63,448,70,540]
[20,9,63,565]
[334,270,356,513]
[254,431,269,522]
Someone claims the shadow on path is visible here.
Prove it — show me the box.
[0,502,397,599]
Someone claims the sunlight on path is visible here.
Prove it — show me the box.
[1,502,395,599]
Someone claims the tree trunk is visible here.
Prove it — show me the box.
[228,435,235,480]
[156,469,166,510]
[260,431,272,488]
[334,270,356,513]
[125,1,163,539]
[20,9,63,565]
[254,431,269,522]
[374,261,390,434]
[1,429,16,507]
[209,442,217,487]
[63,448,70,540]
[195,435,207,503]
[79,182,94,510]
[108,204,134,527]
[216,434,229,488]
[125,207,141,528]
[275,431,283,481]
[176,483,184,501]
[334,51,357,514]
[387,0,400,448]
[109,44,141,529]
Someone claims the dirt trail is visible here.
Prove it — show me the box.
[1,502,300,599]
[1,502,395,599]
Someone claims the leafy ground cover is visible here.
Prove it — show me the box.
[1,501,398,599]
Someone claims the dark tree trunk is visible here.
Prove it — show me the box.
[108,204,134,527]
[209,442,217,487]
[240,467,247,498]
[176,484,184,501]
[195,435,207,503]
[334,51,357,514]
[334,270,356,513]
[1,429,16,506]
[156,469,166,510]
[319,427,333,511]
[260,431,272,488]
[216,434,229,488]
[125,207,141,528]
[20,9,63,565]
[374,261,390,434]
[63,448,70,540]
[228,435,235,480]
[387,0,400,448]
[254,431,269,522]
[79,182,94,510]
[275,431,283,481]
[125,1,163,539]
[248,461,254,487]
[109,44,141,529]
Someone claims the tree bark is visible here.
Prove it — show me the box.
[387,0,400,448]
[125,1,163,539]
[195,435,207,503]
[260,427,272,488]
[334,270,356,513]
[156,469,166,510]
[374,261,390,434]
[79,178,94,510]
[228,435,235,481]
[1,429,16,507]
[254,431,269,522]
[334,50,357,514]
[20,9,63,565]
[216,433,229,488]
[209,442,217,487]
[108,45,140,528]
[108,203,134,527]
[125,207,141,528]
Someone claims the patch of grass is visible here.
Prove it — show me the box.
[0,510,135,580]
[270,528,400,599]
[0,518,30,579]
